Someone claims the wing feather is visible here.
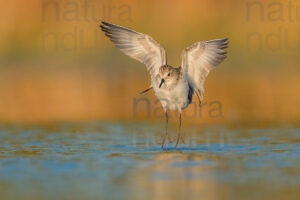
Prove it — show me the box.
[181,38,228,102]
[100,21,166,81]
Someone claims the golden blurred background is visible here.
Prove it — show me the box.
[0,0,299,124]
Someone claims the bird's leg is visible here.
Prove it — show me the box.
[175,112,185,147]
[161,111,169,149]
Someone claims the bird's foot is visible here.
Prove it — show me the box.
[175,135,185,147]
[167,136,174,143]
[180,136,185,144]
[161,138,166,149]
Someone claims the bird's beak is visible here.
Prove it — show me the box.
[159,79,165,88]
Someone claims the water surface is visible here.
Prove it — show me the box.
[0,122,299,200]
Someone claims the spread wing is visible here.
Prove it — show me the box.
[100,21,166,81]
[181,38,228,102]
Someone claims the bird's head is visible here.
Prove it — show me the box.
[158,65,179,88]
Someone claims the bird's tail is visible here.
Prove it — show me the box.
[140,87,153,94]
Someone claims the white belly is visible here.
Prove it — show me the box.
[153,79,189,111]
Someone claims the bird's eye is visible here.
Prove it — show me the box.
[168,73,170,76]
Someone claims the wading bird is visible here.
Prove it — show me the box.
[100,21,228,148]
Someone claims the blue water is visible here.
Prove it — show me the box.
[0,122,299,200]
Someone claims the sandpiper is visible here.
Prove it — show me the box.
[100,21,228,148]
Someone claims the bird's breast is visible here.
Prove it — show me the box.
[152,78,189,111]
